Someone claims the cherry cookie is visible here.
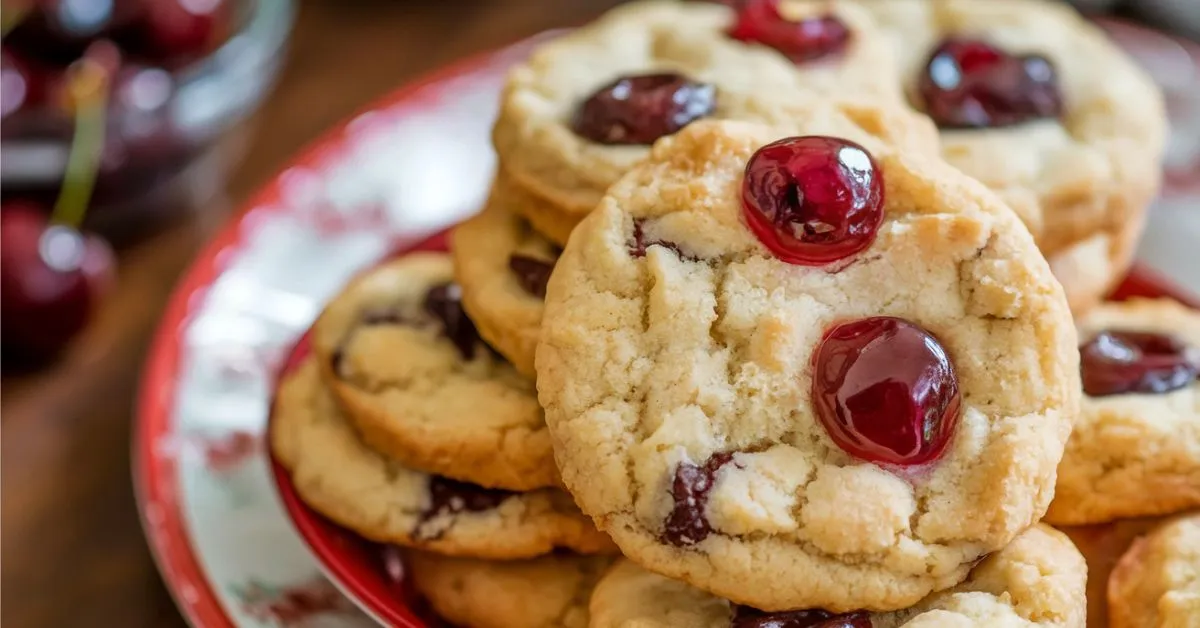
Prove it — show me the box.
[853,0,1167,312]
[311,253,557,491]
[590,525,1087,628]
[270,358,616,558]
[535,120,1079,612]
[452,176,560,379]
[494,0,919,245]
[1107,514,1199,628]
[1045,299,1200,526]
[406,551,612,628]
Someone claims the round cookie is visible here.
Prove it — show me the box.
[536,120,1079,612]
[1045,299,1200,526]
[311,252,557,491]
[590,524,1087,628]
[1108,514,1200,628]
[406,551,612,628]
[270,357,616,558]
[852,0,1166,310]
[453,178,560,378]
[505,172,578,248]
[494,0,916,224]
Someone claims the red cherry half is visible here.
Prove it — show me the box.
[1080,330,1199,397]
[918,38,1063,129]
[572,73,716,145]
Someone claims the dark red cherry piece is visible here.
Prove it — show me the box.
[662,452,735,547]
[423,282,483,360]
[732,606,872,628]
[130,0,229,64]
[812,317,961,467]
[508,254,554,299]
[0,203,116,362]
[728,0,850,63]
[422,475,515,520]
[572,73,716,145]
[742,136,884,266]
[919,38,1063,129]
[1080,330,1199,397]
[628,219,695,261]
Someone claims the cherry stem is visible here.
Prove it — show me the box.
[51,59,110,229]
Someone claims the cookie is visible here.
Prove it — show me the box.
[505,172,578,248]
[406,551,612,628]
[590,524,1087,628]
[853,0,1165,291]
[270,357,616,558]
[536,120,1079,612]
[1046,208,1146,315]
[453,178,560,378]
[311,252,557,491]
[494,0,924,225]
[1108,514,1200,628]
[1045,299,1200,526]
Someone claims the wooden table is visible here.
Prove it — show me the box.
[0,1,621,625]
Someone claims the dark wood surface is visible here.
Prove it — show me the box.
[0,1,621,626]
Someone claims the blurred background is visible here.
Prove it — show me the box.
[0,0,1195,626]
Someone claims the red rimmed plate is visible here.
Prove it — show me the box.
[135,22,1199,628]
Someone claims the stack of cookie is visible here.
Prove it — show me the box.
[273,0,1200,626]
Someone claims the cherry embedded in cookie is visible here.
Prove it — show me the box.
[629,219,696,261]
[571,73,716,145]
[919,38,1063,129]
[422,475,515,521]
[727,0,850,63]
[423,282,483,360]
[742,136,884,266]
[662,452,735,547]
[508,254,554,299]
[1079,330,1200,397]
[812,317,961,467]
[731,606,872,628]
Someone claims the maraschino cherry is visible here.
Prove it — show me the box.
[572,73,716,145]
[811,317,961,466]
[728,0,850,63]
[919,38,1063,129]
[742,136,884,266]
[1080,330,1199,397]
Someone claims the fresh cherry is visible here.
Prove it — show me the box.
[812,317,961,467]
[128,0,229,65]
[508,254,554,299]
[662,452,735,547]
[728,0,850,63]
[742,136,884,266]
[918,38,1063,129]
[572,73,716,145]
[423,282,483,360]
[1079,330,1200,397]
[731,606,872,628]
[0,202,116,361]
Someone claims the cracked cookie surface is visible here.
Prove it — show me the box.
[311,252,558,491]
[270,357,615,558]
[590,524,1086,628]
[1108,514,1200,628]
[535,120,1079,612]
[453,178,560,379]
[495,0,926,222]
[1046,299,1200,526]
[406,551,611,628]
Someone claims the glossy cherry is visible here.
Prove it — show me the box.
[423,282,483,360]
[508,254,554,299]
[732,606,872,628]
[130,0,229,64]
[918,38,1063,129]
[728,0,850,63]
[0,202,116,361]
[811,317,961,467]
[572,73,716,145]
[742,136,884,266]
[1079,330,1199,397]
[662,452,735,547]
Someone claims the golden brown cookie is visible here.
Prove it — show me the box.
[1108,514,1200,628]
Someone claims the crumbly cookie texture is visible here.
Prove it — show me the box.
[406,551,612,628]
[453,178,559,378]
[852,0,1166,257]
[1108,514,1200,628]
[1045,299,1200,525]
[270,357,616,558]
[536,120,1079,612]
[589,525,1087,628]
[310,253,557,491]
[495,0,926,218]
